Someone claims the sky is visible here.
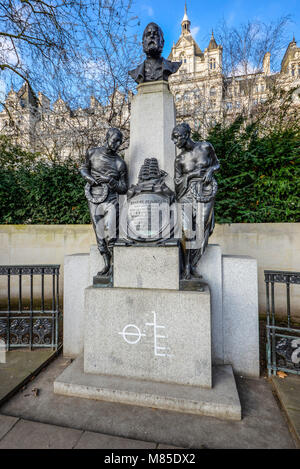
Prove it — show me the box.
[133,0,300,60]
[1,0,299,103]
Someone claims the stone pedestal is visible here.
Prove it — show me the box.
[222,255,259,377]
[196,244,224,365]
[113,244,180,290]
[62,244,259,379]
[63,245,104,357]
[0,338,6,364]
[57,242,244,420]
[126,81,176,188]
[54,359,241,420]
[84,285,212,388]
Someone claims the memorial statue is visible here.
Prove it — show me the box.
[79,128,128,277]
[129,22,182,84]
[171,123,220,280]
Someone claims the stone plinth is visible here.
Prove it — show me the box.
[126,81,176,188]
[89,245,104,283]
[62,244,260,377]
[196,244,224,365]
[54,358,241,420]
[0,339,6,363]
[84,285,212,388]
[63,253,89,357]
[113,244,180,290]
[222,255,259,377]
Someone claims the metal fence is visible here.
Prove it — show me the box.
[265,270,300,377]
[0,265,61,350]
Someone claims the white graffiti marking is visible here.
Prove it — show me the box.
[145,311,171,357]
[118,311,172,357]
[118,324,146,345]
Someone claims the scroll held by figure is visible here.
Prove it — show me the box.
[79,128,128,277]
[129,22,182,84]
[171,123,220,280]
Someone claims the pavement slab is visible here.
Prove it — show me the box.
[0,419,83,449]
[272,374,300,445]
[0,414,18,440]
[0,349,55,404]
[74,431,156,449]
[0,355,296,449]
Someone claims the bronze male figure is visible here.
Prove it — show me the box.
[80,128,128,276]
[171,123,220,279]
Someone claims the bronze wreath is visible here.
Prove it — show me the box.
[84,182,109,204]
[190,178,218,203]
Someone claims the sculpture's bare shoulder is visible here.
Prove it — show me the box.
[195,141,214,152]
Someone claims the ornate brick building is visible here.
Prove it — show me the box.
[168,5,300,133]
[0,5,299,158]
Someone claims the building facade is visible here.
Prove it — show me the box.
[168,5,300,134]
[0,84,131,160]
[0,5,299,158]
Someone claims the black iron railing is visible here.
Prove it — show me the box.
[265,270,300,377]
[0,265,61,350]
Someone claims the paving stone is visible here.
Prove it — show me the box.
[74,431,156,449]
[0,349,54,403]
[0,356,296,449]
[272,375,300,445]
[0,414,18,440]
[157,444,184,449]
[0,419,82,449]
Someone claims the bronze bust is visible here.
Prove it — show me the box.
[129,23,182,84]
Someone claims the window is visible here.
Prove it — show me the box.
[226,102,232,110]
[291,65,295,76]
[210,87,216,96]
[183,92,192,102]
[209,58,216,70]
[261,85,265,92]
[298,63,300,76]
[236,101,241,109]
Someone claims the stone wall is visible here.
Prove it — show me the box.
[0,224,299,317]
[210,223,300,318]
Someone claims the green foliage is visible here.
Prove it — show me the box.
[0,137,89,224]
[0,98,299,224]
[193,106,300,223]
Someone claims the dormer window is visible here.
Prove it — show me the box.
[291,65,295,76]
